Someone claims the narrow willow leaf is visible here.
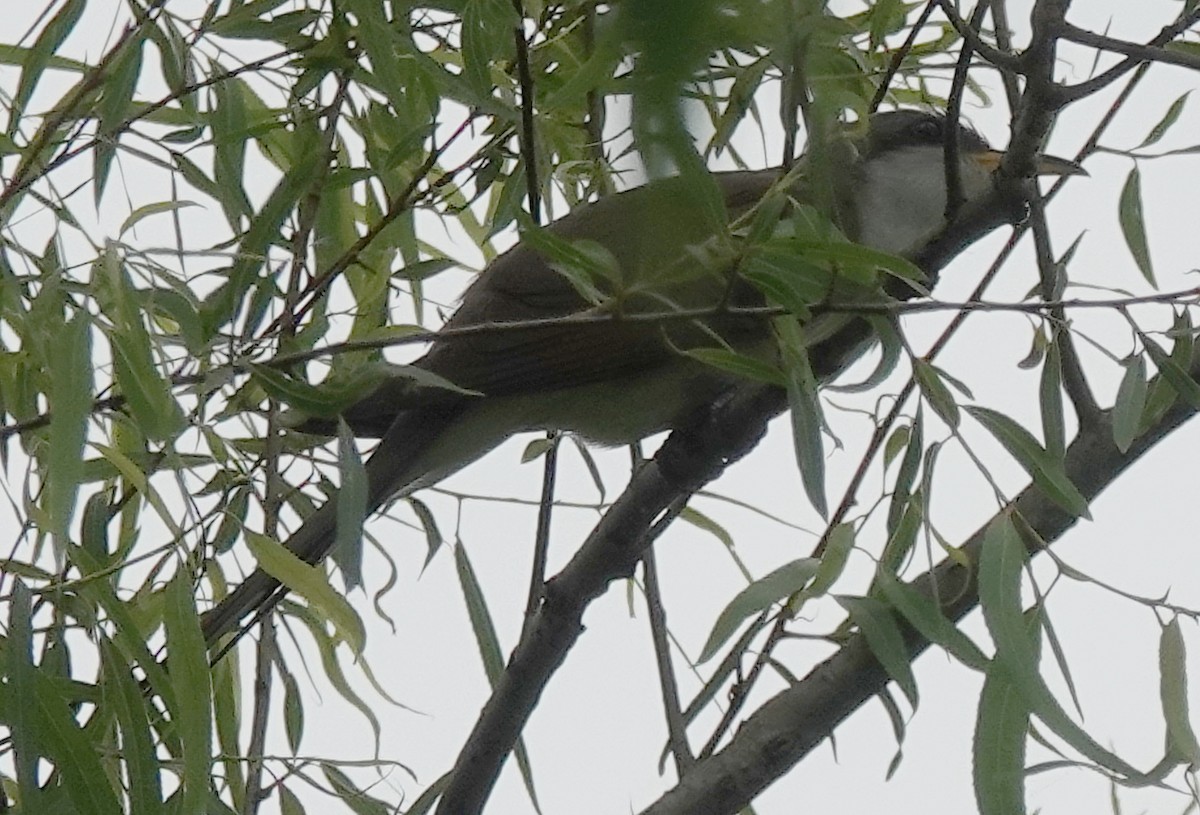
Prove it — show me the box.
[291,607,381,751]
[836,595,918,706]
[883,424,910,470]
[710,57,769,155]
[331,420,367,590]
[876,570,989,672]
[1160,619,1200,763]
[454,543,506,686]
[48,311,93,540]
[516,213,617,304]
[461,0,511,99]
[886,408,924,534]
[1140,331,1200,409]
[101,637,164,812]
[1040,340,1065,458]
[400,771,453,815]
[1139,91,1190,149]
[974,658,1030,815]
[249,363,345,416]
[684,347,787,386]
[6,581,42,800]
[778,318,828,518]
[454,543,542,812]
[211,655,244,812]
[965,406,1090,519]
[10,0,85,129]
[118,200,199,237]
[1113,355,1147,453]
[698,558,820,662]
[280,666,305,754]
[913,359,960,428]
[34,678,123,814]
[521,437,555,463]
[246,532,366,654]
[799,523,855,600]
[279,785,307,815]
[100,243,183,441]
[210,77,253,224]
[1118,166,1156,287]
[322,763,391,815]
[164,572,212,815]
[95,32,147,203]
[679,506,735,551]
[407,497,444,570]
[979,516,1145,779]
[828,315,901,393]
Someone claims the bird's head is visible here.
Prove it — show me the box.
[844,110,1084,255]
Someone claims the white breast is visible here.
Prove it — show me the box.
[853,145,994,255]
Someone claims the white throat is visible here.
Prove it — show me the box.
[853,145,994,256]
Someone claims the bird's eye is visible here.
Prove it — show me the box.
[913,118,943,140]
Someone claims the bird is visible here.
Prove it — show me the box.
[200,109,1084,647]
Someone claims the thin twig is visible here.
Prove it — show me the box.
[869,1,938,112]
[643,547,695,776]
[1056,7,1200,103]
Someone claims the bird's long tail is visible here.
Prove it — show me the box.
[200,401,470,649]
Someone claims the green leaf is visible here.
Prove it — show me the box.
[290,606,381,751]
[778,318,828,518]
[101,637,164,813]
[876,570,989,672]
[1112,355,1147,452]
[6,581,44,804]
[979,516,1146,780]
[517,213,619,305]
[836,595,918,706]
[99,242,184,441]
[118,200,199,237]
[461,0,512,99]
[883,424,910,470]
[791,240,925,285]
[322,763,391,815]
[1040,340,1065,458]
[912,359,960,428]
[455,543,506,686]
[974,655,1030,815]
[165,571,212,815]
[1140,330,1200,410]
[698,558,819,662]
[331,419,367,590]
[1118,166,1156,287]
[683,347,786,386]
[246,532,366,654]
[1160,619,1200,763]
[279,785,307,815]
[10,0,85,133]
[965,406,1090,519]
[455,543,542,811]
[47,310,93,540]
[281,666,305,754]
[95,32,147,203]
[407,496,444,570]
[1138,91,1190,149]
[799,522,855,600]
[210,77,254,224]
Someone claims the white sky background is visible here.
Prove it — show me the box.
[4,1,1200,813]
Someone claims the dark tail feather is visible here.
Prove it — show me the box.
[201,402,468,649]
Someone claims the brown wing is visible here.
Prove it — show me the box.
[418,169,781,392]
[318,169,782,437]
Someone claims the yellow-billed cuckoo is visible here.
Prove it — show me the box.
[201,110,1083,646]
